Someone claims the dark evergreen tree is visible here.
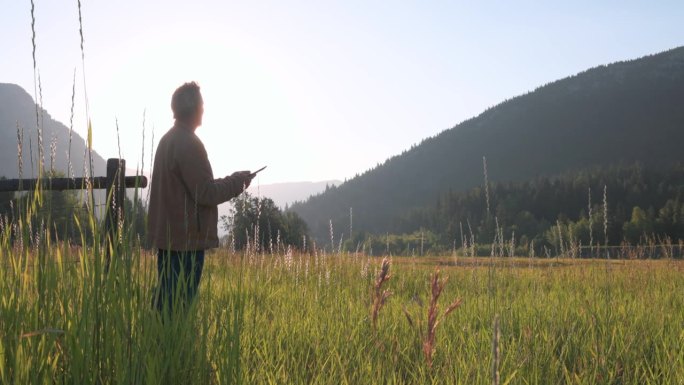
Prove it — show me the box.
[221,192,309,251]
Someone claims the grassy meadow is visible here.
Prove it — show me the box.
[3,4,682,383]
[1,215,683,385]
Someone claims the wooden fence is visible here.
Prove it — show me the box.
[0,158,148,264]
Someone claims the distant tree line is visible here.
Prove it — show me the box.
[221,192,309,252]
[341,163,684,256]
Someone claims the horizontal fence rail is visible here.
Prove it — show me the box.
[0,176,146,192]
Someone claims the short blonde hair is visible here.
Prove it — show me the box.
[171,82,202,120]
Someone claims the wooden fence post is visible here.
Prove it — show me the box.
[105,158,125,269]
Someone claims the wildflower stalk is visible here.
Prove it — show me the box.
[483,156,491,217]
[492,314,500,385]
[603,184,608,256]
[588,187,593,257]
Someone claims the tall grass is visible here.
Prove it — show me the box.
[2,190,684,384]
[0,206,244,384]
[231,252,683,384]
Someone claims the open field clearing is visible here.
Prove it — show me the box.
[1,241,683,384]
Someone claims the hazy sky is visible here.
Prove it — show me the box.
[1,1,683,184]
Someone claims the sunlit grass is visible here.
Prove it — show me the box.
[1,184,683,385]
[230,254,684,384]
[5,222,683,384]
[0,199,241,384]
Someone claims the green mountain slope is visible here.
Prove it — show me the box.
[291,47,684,242]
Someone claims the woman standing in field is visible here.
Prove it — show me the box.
[147,81,253,318]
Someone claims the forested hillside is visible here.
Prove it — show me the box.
[292,47,684,244]
[346,163,683,255]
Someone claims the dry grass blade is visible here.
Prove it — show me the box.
[20,328,65,339]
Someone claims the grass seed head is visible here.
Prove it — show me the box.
[421,269,462,369]
[371,257,392,330]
